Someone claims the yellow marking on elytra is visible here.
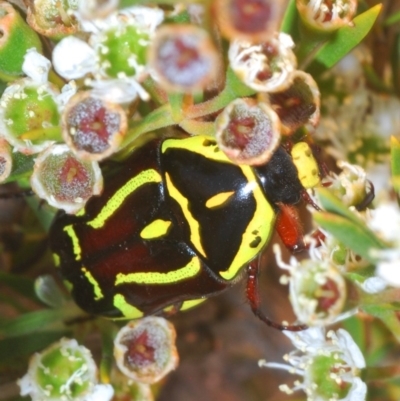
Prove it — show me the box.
[165,173,207,258]
[140,219,172,239]
[63,225,81,261]
[162,136,231,164]
[76,208,85,217]
[291,142,320,189]
[81,267,104,301]
[180,298,206,311]
[113,294,143,318]
[115,256,201,285]
[87,169,162,229]
[219,166,274,280]
[205,191,235,208]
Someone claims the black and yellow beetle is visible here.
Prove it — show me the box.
[49,134,320,329]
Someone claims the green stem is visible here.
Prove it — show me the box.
[185,68,256,119]
[168,92,185,122]
[179,119,216,136]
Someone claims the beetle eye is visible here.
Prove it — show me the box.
[205,191,235,208]
[140,219,172,240]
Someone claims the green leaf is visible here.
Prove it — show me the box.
[313,212,385,262]
[0,331,69,364]
[0,309,66,338]
[281,0,301,42]
[391,136,400,193]
[308,4,382,74]
[4,152,35,183]
[25,196,56,232]
[0,272,37,303]
[384,10,400,26]
[362,304,400,342]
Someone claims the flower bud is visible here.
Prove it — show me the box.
[267,70,320,136]
[148,24,220,93]
[30,144,103,214]
[213,0,285,42]
[0,1,42,81]
[0,78,61,154]
[296,0,357,32]
[215,98,281,165]
[18,338,114,401]
[114,317,178,384]
[62,92,127,161]
[25,0,78,39]
[229,33,297,93]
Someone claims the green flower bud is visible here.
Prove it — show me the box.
[0,1,42,81]
[18,338,114,401]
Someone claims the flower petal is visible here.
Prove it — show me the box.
[53,36,96,80]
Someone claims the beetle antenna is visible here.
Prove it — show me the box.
[246,257,308,332]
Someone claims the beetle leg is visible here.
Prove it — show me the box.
[355,180,375,211]
[246,256,308,331]
[275,203,306,253]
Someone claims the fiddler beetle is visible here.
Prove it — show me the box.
[49,134,323,330]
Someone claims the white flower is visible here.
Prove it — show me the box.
[274,243,348,326]
[0,49,76,154]
[53,6,164,104]
[18,338,114,401]
[229,32,297,93]
[22,48,51,84]
[259,327,367,401]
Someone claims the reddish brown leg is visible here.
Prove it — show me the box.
[275,203,306,252]
[246,256,308,331]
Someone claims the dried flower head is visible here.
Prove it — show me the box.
[215,98,281,165]
[213,0,284,42]
[114,317,178,384]
[229,33,297,93]
[62,91,127,160]
[148,24,220,93]
[30,144,103,214]
[25,0,79,39]
[296,0,357,32]
[18,338,114,401]
[267,70,320,135]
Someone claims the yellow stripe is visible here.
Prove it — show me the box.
[115,256,201,285]
[162,136,230,163]
[113,294,143,318]
[180,298,206,310]
[63,225,81,261]
[220,166,274,280]
[140,219,172,239]
[81,267,104,300]
[205,191,235,208]
[165,173,207,257]
[87,169,162,229]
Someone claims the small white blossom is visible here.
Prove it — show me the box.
[259,327,366,401]
[53,6,163,104]
[18,338,114,401]
[22,48,51,84]
[274,243,348,326]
